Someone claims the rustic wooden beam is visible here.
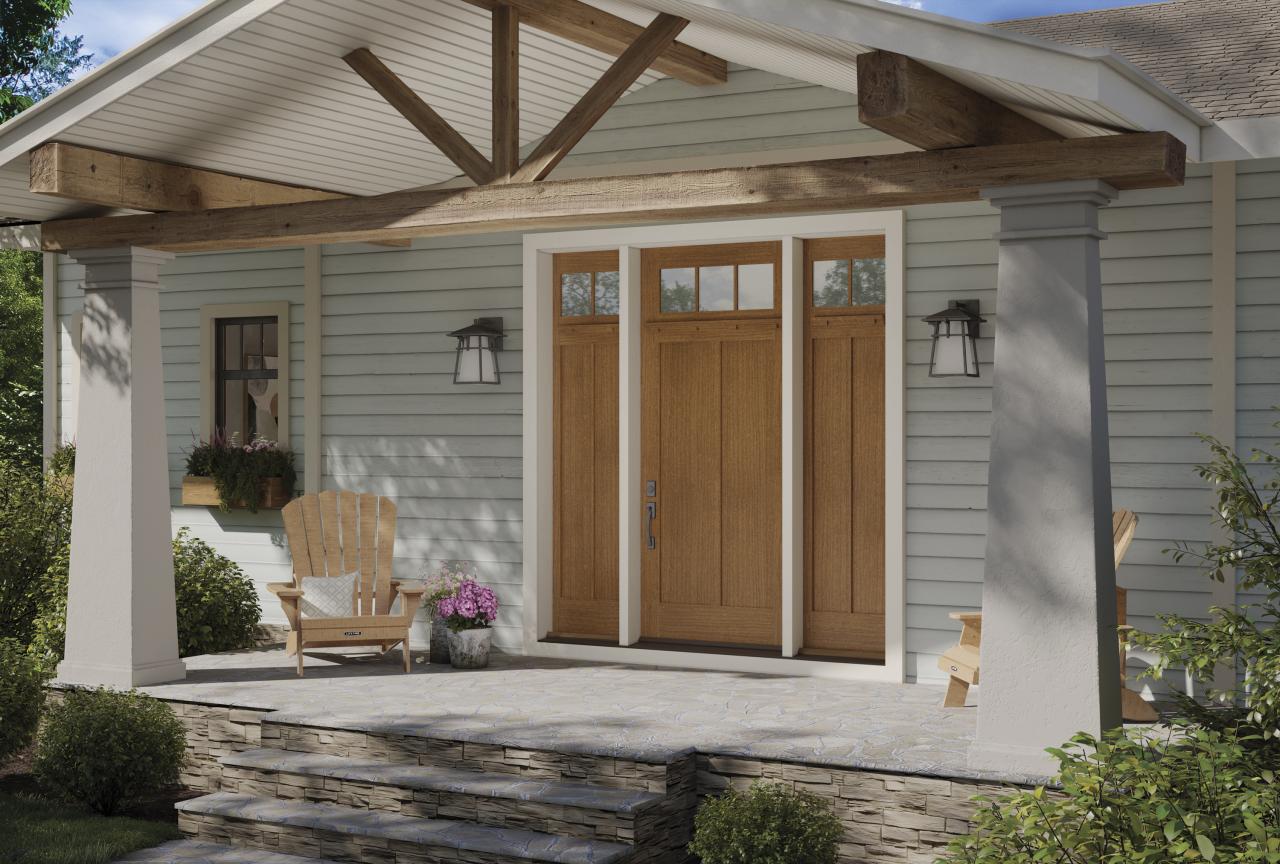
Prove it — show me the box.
[512,13,689,183]
[28,141,411,248]
[29,141,349,211]
[460,0,725,86]
[492,4,520,180]
[857,50,1062,150]
[39,133,1185,254]
[344,47,494,185]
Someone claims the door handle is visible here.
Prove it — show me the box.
[645,502,657,551]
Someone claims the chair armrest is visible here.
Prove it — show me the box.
[391,580,426,596]
[949,611,982,623]
[268,582,303,598]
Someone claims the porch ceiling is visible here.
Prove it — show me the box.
[0,0,1207,230]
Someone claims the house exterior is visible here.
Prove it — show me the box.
[4,0,1278,779]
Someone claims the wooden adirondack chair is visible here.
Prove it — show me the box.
[939,509,1158,722]
[269,490,426,676]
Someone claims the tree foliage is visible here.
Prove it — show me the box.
[0,0,93,121]
[0,459,72,645]
[1132,420,1280,739]
[0,250,45,468]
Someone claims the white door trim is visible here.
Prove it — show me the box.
[523,211,906,682]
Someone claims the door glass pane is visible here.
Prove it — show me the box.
[660,267,695,313]
[222,323,241,371]
[262,320,278,357]
[737,264,774,310]
[595,271,620,315]
[561,272,593,317]
[852,258,887,305]
[812,259,850,308]
[699,265,733,311]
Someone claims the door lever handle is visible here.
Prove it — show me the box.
[645,502,657,551]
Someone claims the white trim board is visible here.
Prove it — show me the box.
[523,211,907,682]
[41,252,58,465]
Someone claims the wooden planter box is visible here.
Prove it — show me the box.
[181,475,289,510]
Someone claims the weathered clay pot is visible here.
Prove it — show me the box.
[430,617,452,664]
[446,627,492,669]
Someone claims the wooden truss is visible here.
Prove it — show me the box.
[27,3,1189,253]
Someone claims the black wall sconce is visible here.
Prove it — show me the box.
[922,300,985,378]
[448,317,504,385]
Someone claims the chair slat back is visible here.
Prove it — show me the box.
[282,490,398,617]
[1112,508,1138,568]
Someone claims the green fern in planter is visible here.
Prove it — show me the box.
[185,433,296,513]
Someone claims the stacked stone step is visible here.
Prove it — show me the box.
[164,718,698,864]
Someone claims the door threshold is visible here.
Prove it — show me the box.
[537,637,886,667]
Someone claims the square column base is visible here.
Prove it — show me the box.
[969,740,1058,781]
[57,657,187,690]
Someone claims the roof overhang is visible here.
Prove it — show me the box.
[0,0,1215,232]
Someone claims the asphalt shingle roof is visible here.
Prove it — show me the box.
[998,0,1280,120]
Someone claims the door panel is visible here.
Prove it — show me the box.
[804,236,887,659]
[641,242,782,648]
[552,251,619,640]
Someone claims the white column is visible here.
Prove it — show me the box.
[58,247,185,689]
[971,181,1120,776]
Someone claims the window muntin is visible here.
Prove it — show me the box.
[560,269,621,318]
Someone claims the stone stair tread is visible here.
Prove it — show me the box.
[221,748,663,813]
[178,792,632,864]
[114,839,345,863]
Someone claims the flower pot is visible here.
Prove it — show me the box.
[446,627,491,669]
[430,617,451,664]
[181,475,289,509]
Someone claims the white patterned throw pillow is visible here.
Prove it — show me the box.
[299,571,358,619]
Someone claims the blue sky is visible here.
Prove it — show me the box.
[63,0,1153,66]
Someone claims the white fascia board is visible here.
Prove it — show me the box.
[672,0,1208,159]
[1202,116,1280,162]
[0,0,291,170]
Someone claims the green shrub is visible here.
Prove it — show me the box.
[28,544,68,663]
[32,530,261,662]
[0,460,72,645]
[1131,422,1280,743]
[0,637,46,760]
[172,528,261,656]
[689,782,841,864]
[35,689,185,816]
[940,726,1280,863]
[48,441,75,477]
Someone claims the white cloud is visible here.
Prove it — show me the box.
[881,0,927,8]
[62,0,205,65]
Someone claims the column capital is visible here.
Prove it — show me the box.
[981,179,1118,210]
[67,246,176,268]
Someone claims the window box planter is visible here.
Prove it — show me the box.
[181,475,289,510]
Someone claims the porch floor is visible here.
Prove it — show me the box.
[134,647,1048,785]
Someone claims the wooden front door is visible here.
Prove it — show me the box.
[552,251,620,640]
[640,242,782,648]
[803,236,886,660]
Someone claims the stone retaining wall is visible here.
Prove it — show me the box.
[167,701,270,791]
[697,755,1015,864]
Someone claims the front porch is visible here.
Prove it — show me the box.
[125,647,1041,864]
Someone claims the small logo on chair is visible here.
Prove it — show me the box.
[344,630,362,637]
